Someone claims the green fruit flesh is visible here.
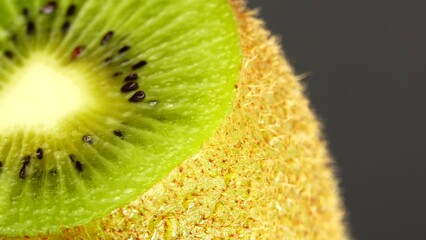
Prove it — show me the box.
[0,0,241,236]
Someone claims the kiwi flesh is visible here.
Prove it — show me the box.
[0,0,241,237]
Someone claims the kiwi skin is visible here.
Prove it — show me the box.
[19,1,348,239]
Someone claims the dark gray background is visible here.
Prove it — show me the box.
[247,1,426,240]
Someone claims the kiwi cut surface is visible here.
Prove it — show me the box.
[0,0,241,237]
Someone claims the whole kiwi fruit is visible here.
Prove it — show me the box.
[0,0,348,239]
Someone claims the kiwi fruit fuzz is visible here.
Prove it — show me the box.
[0,0,348,239]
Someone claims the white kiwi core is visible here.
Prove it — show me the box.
[0,54,90,132]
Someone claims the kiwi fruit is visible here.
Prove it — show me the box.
[0,0,348,239]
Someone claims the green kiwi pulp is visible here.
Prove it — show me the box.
[0,0,240,237]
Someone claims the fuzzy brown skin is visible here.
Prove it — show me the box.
[14,1,348,239]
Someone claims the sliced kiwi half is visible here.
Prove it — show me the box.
[0,0,241,236]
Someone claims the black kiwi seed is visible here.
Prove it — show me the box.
[36,148,44,160]
[4,51,14,60]
[62,21,71,34]
[121,82,139,93]
[129,91,146,103]
[72,46,84,59]
[132,60,147,70]
[101,31,114,46]
[22,155,31,164]
[113,130,124,139]
[82,135,93,144]
[113,72,123,77]
[75,161,83,172]
[104,56,113,63]
[27,21,35,35]
[69,154,76,162]
[66,4,76,17]
[19,156,31,180]
[0,161,3,172]
[22,8,30,17]
[40,2,58,15]
[118,46,131,54]
[124,73,138,81]
[19,165,27,179]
